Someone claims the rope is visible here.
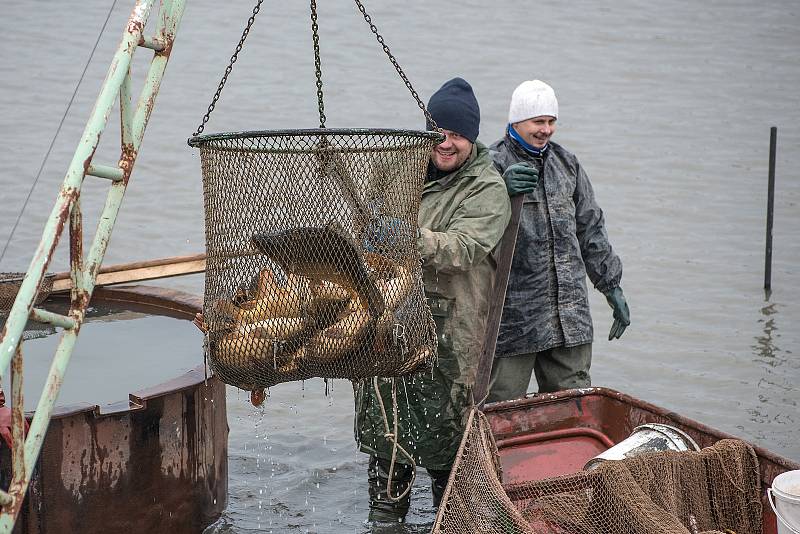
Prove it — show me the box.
[0,0,120,267]
[372,376,416,502]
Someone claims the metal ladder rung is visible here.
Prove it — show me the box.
[30,307,77,330]
[87,163,124,182]
[0,0,186,528]
[138,35,165,51]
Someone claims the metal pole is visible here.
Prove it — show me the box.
[0,0,187,529]
[765,126,776,291]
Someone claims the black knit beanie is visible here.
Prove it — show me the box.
[426,77,480,143]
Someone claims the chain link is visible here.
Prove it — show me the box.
[310,0,326,128]
[192,0,264,137]
[193,0,438,136]
[352,0,438,130]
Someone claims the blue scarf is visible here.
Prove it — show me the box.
[508,124,548,156]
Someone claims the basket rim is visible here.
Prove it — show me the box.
[187,128,444,148]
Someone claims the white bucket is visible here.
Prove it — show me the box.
[768,470,800,534]
[584,423,700,470]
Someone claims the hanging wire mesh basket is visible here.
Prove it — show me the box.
[189,128,442,390]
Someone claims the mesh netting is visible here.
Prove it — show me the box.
[434,409,763,534]
[190,129,442,390]
[0,273,54,314]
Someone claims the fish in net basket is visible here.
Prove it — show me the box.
[189,128,442,390]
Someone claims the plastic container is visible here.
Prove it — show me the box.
[768,470,800,534]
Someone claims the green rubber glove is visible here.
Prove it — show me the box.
[502,163,539,196]
[605,286,630,340]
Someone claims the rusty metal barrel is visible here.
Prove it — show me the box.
[0,286,227,534]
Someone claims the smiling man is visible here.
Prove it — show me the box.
[354,77,511,523]
[487,79,630,403]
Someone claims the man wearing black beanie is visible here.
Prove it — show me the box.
[355,77,512,523]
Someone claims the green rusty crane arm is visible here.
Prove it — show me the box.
[0,0,186,527]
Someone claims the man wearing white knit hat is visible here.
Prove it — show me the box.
[486,79,630,402]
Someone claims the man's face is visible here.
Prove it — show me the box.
[512,116,557,149]
[431,129,473,172]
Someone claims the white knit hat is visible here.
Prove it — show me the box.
[508,80,558,124]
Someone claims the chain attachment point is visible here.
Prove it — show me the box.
[192,0,264,138]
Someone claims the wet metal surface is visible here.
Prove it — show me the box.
[0,287,227,533]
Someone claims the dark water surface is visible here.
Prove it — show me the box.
[2,1,799,532]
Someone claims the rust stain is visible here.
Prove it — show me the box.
[81,144,98,177]
[119,143,137,186]
[69,194,83,273]
[28,188,79,301]
[158,33,175,58]
[127,19,144,36]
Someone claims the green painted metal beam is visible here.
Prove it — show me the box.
[0,0,187,529]
[29,308,77,330]
[0,0,156,374]
[87,163,125,181]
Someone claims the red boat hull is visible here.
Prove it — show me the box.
[484,387,800,534]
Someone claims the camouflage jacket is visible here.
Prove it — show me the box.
[489,134,623,356]
[354,141,511,469]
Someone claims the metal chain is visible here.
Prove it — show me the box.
[192,0,264,137]
[310,0,326,128]
[352,0,438,130]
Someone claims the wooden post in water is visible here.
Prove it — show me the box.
[764,126,777,291]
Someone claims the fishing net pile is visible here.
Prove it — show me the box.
[192,129,441,390]
[433,409,763,534]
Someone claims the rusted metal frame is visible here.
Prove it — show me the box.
[121,66,134,148]
[81,0,185,302]
[28,308,76,330]
[69,194,86,315]
[0,0,189,528]
[138,34,166,51]
[19,329,79,489]
[0,0,156,379]
[0,346,24,508]
[68,0,187,299]
[25,0,184,495]
[10,346,25,501]
[131,0,184,151]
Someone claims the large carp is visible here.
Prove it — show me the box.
[251,225,385,318]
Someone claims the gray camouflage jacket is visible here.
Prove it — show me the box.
[490,134,622,356]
